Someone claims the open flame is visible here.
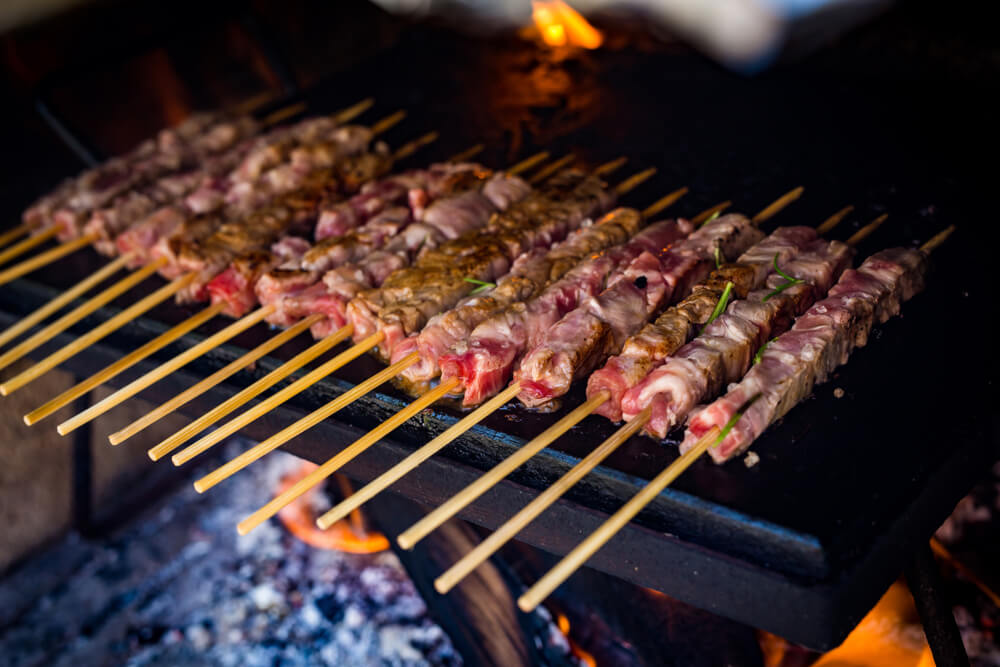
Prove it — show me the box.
[529,1,603,50]
[556,613,598,667]
[761,581,935,666]
[277,463,389,554]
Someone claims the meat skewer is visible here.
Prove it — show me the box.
[44,131,444,431]
[432,211,883,593]
[516,226,954,612]
[393,191,808,550]
[105,152,554,447]
[228,182,690,536]
[153,162,628,467]
[0,100,383,367]
[0,111,408,398]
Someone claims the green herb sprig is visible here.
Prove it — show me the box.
[700,209,722,228]
[701,281,734,334]
[463,277,496,295]
[712,393,762,449]
[762,253,803,302]
[753,338,777,365]
[714,245,724,270]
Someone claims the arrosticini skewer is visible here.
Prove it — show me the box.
[153,159,627,467]
[101,150,555,450]
[27,131,442,426]
[432,209,884,593]
[0,99,372,287]
[392,189,807,550]
[0,110,412,399]
[0,99,385,372]
[229,181,688,536]
[516,225,955,612]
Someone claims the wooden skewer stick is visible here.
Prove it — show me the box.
[446,144,485,163]
[593,157,627,176]
[0,225,51,264]
[112,314,323,446]
[316,384,522,530]
[169,328,376,465]
[1,271,195,396]
[816,205,854,235]
[751,186,803,223]
[641,187,689,219]
[231,90,281,115]
[149,322,352,460]
[846,213,888,246]
[614,168,656,196]
[690,201,731,226]
[517,224,957,612]
[0,232,95,286]
[55,304,276,435]
[331,98,376,124]
[0,227,58,268]
[506,151,550,176]
[392,132,439,161]
[528,154,576,184]
[0,256,164,372]
[396,392,610,550]
[920,224,956,253]
[202,350,418,498]
[370,110,407,137]
[24,303,224,425]
[518,425,720,612]
[0,254,130,349]
[232,376,458,534]
[0,223,29,250]
[261,101,308,127]
[436,407,651,593]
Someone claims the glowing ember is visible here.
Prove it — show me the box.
[530,1,603,50]
[556,613,598,667]
[277,463,389,554]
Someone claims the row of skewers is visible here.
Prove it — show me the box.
[0,99,954,612]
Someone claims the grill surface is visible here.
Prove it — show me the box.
[1,8,996,650]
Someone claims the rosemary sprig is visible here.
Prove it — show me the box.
[712,393,762,449]
[463,277,496,295]
[762,253,803,302]
[701,281,734,333]
[714,245,723,270]
[700,209,721,228]
[753,337,777,365]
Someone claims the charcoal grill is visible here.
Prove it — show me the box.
[1,0,996,655]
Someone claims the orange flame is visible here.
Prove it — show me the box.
[277,463,389,554]
[761,581,936,667]
[556,613,598,667]
[530,1,603,50]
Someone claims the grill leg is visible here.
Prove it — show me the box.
[904,542,970,667]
